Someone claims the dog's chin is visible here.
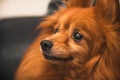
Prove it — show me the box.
[42,52,73,62]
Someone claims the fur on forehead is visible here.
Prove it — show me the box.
[39,0,120,30]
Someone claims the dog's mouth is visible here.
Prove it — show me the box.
[42,52,73,61]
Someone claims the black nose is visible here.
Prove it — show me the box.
[40,40,53,51]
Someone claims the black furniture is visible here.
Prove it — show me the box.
[0,17,42,80]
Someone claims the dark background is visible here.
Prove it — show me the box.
[0,17,42,80]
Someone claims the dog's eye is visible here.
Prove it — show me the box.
[54,28,59,34]
[73,32,83,41]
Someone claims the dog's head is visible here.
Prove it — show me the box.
[39,0,120,76]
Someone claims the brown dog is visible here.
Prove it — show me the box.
[15,0,120,80]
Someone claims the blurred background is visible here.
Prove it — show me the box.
[0,0,50,19]
[0,0,65,80]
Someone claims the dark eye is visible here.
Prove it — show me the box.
[54,28,59,34]
[73,32,83,41]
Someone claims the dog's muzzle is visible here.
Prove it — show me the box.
[40,40,72,61]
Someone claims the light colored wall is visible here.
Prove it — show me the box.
[1,0,120,19]
[0,0,50,19]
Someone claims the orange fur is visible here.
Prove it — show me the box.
[15,0,120,80]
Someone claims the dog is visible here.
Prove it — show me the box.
[15,0,120,80]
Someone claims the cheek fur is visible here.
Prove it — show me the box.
[68,39,89,56]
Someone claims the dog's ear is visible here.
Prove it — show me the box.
[64,0,93,8]
[95,0,120,23]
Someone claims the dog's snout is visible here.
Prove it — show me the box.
[40,40,53,51]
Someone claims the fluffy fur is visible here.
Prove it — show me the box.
[15,0,120,80]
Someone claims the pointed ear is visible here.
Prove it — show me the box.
[64,0,93,8]
[95,0,120,23]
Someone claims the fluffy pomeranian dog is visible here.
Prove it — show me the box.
[15,0,120,80]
